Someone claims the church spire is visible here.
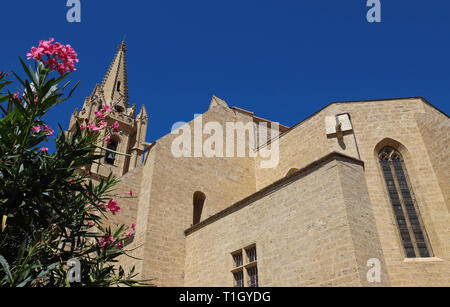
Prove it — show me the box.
[101,41,129,112]
[137,104,148,120]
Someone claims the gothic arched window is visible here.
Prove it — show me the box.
[105,139,118,165]
[378,146,433,258]
[193,191,206,225]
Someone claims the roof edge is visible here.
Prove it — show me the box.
[256,96,448,152]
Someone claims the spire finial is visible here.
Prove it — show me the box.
[119,39,127,52]
[101,41,129,110]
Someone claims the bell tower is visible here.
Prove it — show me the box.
[68,41,149,180]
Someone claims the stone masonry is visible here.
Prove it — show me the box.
[69,43,450,287]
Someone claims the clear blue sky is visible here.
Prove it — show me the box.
[1,0,449,147]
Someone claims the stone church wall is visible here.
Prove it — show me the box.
[114,97,449,286]
[184,153,389,286]
[331,98,450,286]
[131,103,258,286]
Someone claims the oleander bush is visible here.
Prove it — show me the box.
[0,39,146,287]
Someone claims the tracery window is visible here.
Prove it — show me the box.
[378,147,433,258]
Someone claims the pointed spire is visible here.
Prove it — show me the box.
[137,104,148,120]
[101,41,129,112]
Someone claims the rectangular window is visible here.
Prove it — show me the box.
[246,247,257,262]
[233,271,244,287]
[247,266,258,287]
[233,252,243,268]
[231,245,259,287]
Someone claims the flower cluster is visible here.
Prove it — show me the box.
[80,105,119,140]
[26,38,79,75]
[125,223,136,240]
[102,199,121,215]
[32,124,54,136]
[99,235,115,248]
[112,121,119,132]
[11,92,22,102]
[98,223,136,250]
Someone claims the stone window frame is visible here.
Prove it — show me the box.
[231,244,259,287]
[378,146,433,259]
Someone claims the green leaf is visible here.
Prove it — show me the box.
[113,225,124,238]
[19,57,38,86]
[0,255,13,283]
[16,276,32,287]
[36,262,59,279]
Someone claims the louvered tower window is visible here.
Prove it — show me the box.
[105,139,118,165]
[378,147,433,258]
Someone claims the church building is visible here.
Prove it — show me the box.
[68,42,450,287]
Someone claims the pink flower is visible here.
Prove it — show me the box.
[88,122,101,131]
[99,235,116,249]
[131,223,136,231]
[32,126,41,133]
[12,92,21,102]
[43,125,54,136]
[40,147,49,152]
[128,189,133,197]
[126,231,134,239]
[95,111,106,119]
[27,38,79,75]
[117,241,123,249]
[106,199,120,215]
[99,121,107,127]
[87,221,93,226]
[103,136,111,144]
[99,237,106,248]
[80,125,85,131]
[111,121,120,132]
[103,105,112,112]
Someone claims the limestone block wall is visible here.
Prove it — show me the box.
[336,154,390,286]
[254,104,360,190]
[116,97,449,286]
[102,166,143,228]
[184,153,389,286]
[329,98,450,286]
[250,98,449,286]
[100,166,143,273]
[415,103,450,213]
[132,104,258,286]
